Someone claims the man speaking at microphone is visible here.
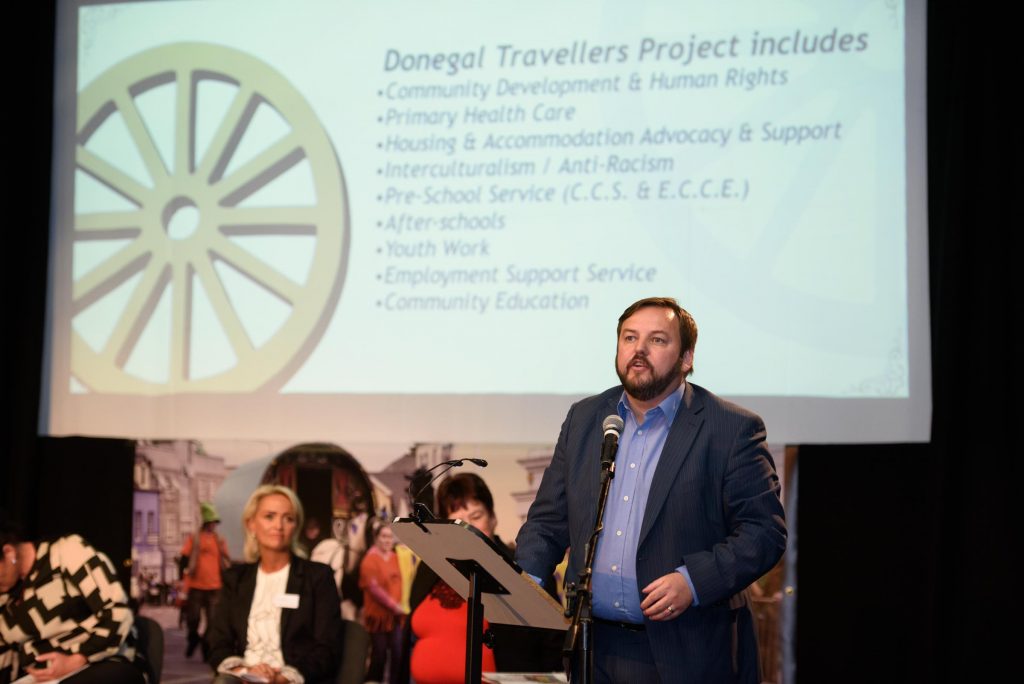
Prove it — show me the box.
[515,296,787,683]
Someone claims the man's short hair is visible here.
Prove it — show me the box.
[436,473,495,518]
[617,296,698,376]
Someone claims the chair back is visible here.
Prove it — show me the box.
[336,618,370,684]
[134,614,165,683]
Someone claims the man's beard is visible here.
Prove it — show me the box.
[616,355,682,401]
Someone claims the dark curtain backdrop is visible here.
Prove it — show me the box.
[3,4,1011,682]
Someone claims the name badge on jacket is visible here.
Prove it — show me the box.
[275,593,300,609]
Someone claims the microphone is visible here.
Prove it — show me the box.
[408,458,489,522]
[600,414,624,471]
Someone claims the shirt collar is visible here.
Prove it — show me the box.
[617,381,685,426]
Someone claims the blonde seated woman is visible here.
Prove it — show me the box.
[206,485,342,684]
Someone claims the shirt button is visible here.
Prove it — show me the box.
[630,463,636,469]
[614,601,620,608]
[637,430,643,435]
[616,530,622,536]
[611,565,618,572]
[623,495,629,502]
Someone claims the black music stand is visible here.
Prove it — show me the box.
[392,518,568,684]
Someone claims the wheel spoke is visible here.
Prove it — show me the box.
[193,253,254,358]
[214,133,303,206]
[72,241,150,313]
[77,146,153,206]
[75,211,144,240]
[114,90,169,184]
[214,206,320,234]
[195,85,256,183]
[174,68,195,176]
[103,261,170,368]
[169,262,192,382]
[210,233,302,303]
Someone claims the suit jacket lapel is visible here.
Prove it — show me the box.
[237,564,258,643]
[638,382,704,548]
[280,557,303,640]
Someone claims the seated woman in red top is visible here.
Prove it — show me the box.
[402,473,562,684]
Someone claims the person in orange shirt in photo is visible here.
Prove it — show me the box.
[359,521,406,684]
[180,501,231,659]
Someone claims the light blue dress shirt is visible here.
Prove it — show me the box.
[590,384,698,623]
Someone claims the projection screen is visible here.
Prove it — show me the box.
[41,0,930,445]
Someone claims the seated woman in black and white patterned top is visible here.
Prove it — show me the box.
[0,517,143,684]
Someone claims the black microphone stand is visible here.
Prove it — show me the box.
[563,446,616,684]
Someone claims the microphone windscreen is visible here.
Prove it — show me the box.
[603,414,624,436]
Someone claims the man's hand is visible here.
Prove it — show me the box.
[640,571,693,621]
[26,652,88,681]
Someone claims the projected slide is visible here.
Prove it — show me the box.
[44,0,929,444]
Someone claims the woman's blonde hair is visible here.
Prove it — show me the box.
[241,484,306,562]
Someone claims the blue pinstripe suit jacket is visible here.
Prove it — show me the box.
[516,382,787,683]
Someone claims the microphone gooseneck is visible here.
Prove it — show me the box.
[408,458,489,522]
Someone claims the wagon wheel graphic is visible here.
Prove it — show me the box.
[72,43,347,393]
